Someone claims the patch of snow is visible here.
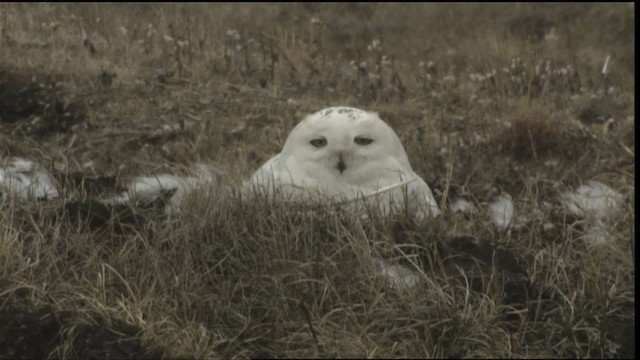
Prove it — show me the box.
[0,157,59,202]
[578,219,610,246]
[560,181,623,220]
[450,196,476,214]
[488,195,514,231]
[370,256,421,290]
[110,174,199,211]
[109,162,224,214]
[560,181,624,246]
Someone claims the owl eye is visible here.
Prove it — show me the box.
[354,136,373,145]
[310,138,327,148]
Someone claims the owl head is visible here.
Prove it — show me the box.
[276,107,413,188]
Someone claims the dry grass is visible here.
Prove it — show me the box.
[0,3,635,359]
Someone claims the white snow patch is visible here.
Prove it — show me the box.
[0,157,59,202]
[487,195,514,231]
[110,174,199,210]
[578,219,610,246]
[109,163,224,214]
[560,181,624,246]
[450,196,476,214]
[370,256,421,290]
[560,181,623,220]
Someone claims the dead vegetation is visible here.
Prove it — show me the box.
[0,3,635,359]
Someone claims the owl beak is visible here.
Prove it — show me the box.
[337,154,346,174]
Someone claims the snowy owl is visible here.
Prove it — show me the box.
[247,106,440,219]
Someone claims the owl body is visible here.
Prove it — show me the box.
[248,107,440,219]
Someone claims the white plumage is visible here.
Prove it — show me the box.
[247,106,440,219]
[0,157,59,203]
